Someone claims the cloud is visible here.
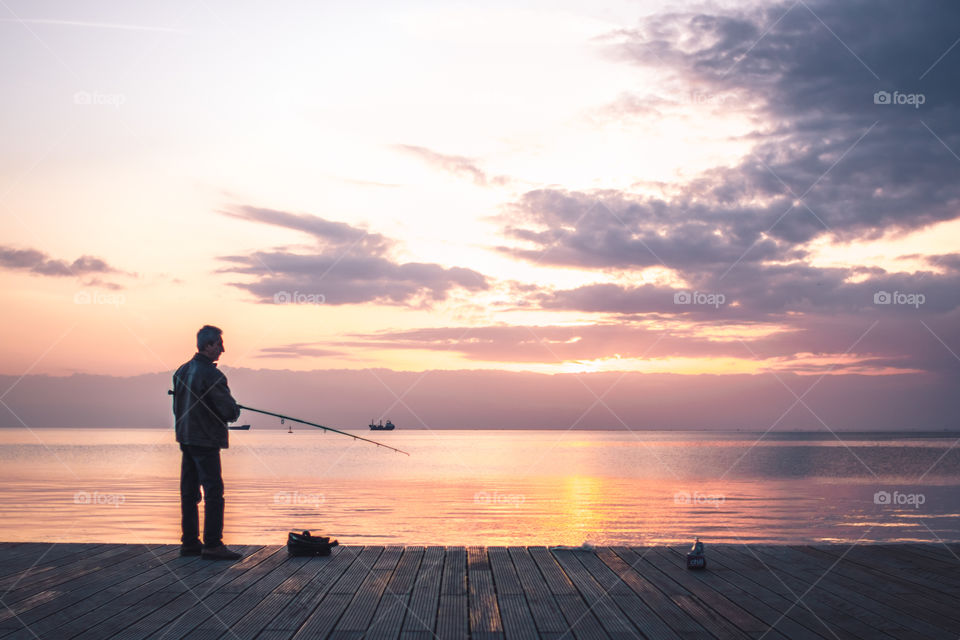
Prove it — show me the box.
[498,0,960,277]
[345,310,960,377]
[255,343,345,359]
[220,205,490,306]
[393,144,511,187]
[0,246,124,279]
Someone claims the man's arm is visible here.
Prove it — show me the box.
[207,371,241,423]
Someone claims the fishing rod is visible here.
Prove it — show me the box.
[168,390,409,456]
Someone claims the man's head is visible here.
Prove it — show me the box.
[197,325,225,362]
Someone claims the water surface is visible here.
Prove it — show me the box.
[0,428,957,546]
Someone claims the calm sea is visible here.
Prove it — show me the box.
[0,428,958,546]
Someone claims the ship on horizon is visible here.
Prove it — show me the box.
[369,419,396,431]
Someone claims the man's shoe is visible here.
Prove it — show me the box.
[201,544,242,561]
[179,543,203,557]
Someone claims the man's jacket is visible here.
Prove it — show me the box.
[173,353,240,449]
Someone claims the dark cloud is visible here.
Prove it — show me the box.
[488,0,960,388]
[498,0,960,287]
[0,246,123,279]
[220,205,489,306]
[393,144,510,187]
[224,205,393,256]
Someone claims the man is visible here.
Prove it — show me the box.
[172,325,242,560]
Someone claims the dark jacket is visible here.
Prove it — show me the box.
[173,353,240,449]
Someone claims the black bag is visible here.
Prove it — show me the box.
[287,530,339,556]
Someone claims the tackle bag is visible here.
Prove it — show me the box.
[287,530,339,556]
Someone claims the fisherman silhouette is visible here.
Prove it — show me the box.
[172,325,243,560]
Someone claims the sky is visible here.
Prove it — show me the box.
[1,0,959,429]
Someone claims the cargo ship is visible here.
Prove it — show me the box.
[369,419,396,431]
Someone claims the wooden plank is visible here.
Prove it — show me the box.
[528,549,609,640]
[0,544,149,599]
[441,546,467,595]
[507,547,569,635]
[0,544,178,625]
[365,592,410,640]
[666,545,833,640]
[0,544,110,582]
[526,547,577,596]
[552,549,641,639]
[362,546,424,639]
[643,547,786,639]
[805,544,960,603]
[770,546,960,638]
[181,557,309,640]
[436,594,468,640]
[0,546,214,640]
[335,546,403,632]
[708,545,898,640]
[488,547,523,596]
[0,544,957,640]
[263,546,365,634]
[290,593,353,640]
[468,547,503,637]
[595,547,713,639]
[754,544,955,639]
[617,547,753,640]
[386,546,424,595]
[329,546,384,594]
[64,545,274,640]
[574,550,681,640]
[402,546,443,634]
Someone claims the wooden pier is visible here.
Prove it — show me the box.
[0,542,956,639]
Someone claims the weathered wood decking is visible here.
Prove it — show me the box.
[0,543,957,639]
